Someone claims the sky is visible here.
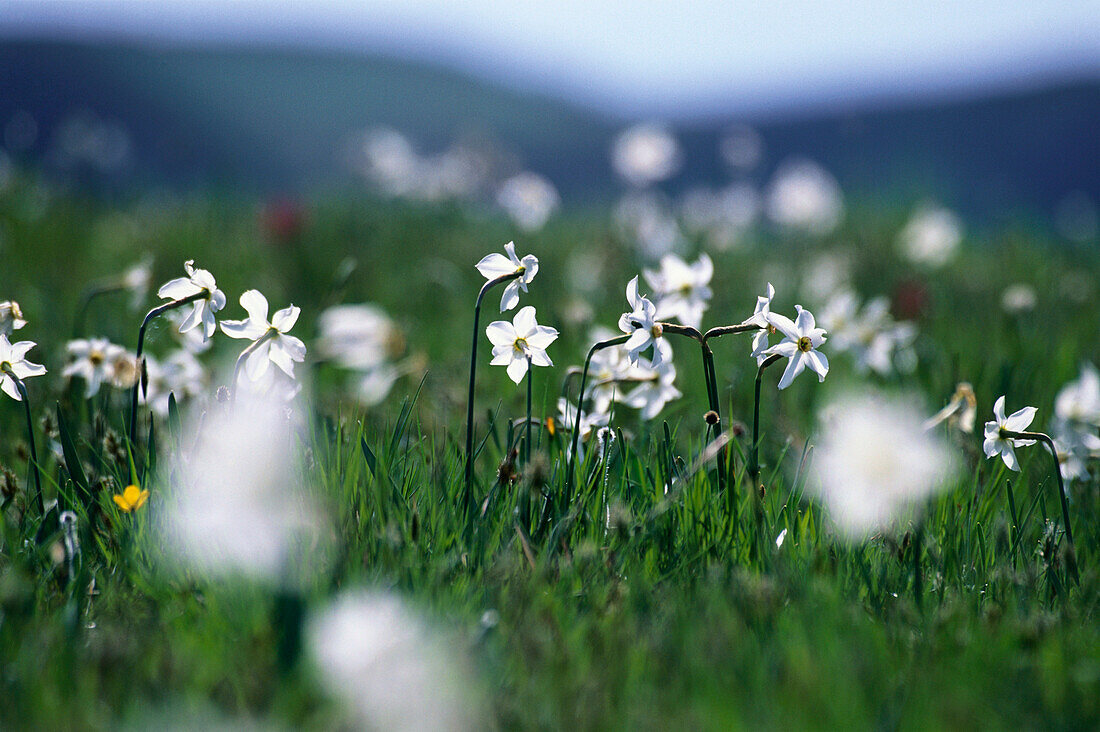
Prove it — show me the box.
[4,0,1099,117]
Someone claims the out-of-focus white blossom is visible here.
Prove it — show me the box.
[496,172,560,232]
[1001,283,1037,314]
[819,292,917,376]
[622,357,682,420]
[63,337,127,397]
[308,590,480,732]
[611,122,681,187]
[899,204,963,267]
[613,191,682,259]
[643,253,713,329]
[558,397,610,466]
[1055,363,1100,428]
[923,382,977,433]
[813,392,959,539]
[720,124,764,172]
[142,350,206,417]
[765,159,844,235]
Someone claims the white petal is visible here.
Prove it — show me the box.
[506,356,528,384]
[1004,406,1037,433]
[1000,445,1020,472]
[504,241,519,264]
[526,326,559,350]
[993,395,1006,423]
[239,290,270,325]
[485,321,516,347]
[777,352,806,389]
[982,435,1000,458]
[475,253,516,279]
[625,329,651,352]
[805,350,829,381]
[519,255,539,283]
[278,334,307,362]
[245,341,272,381]
[220,318,258,339]
[157,277,198,301]
[499,281,520,312]
[513,305,538,335]
[766,312,799,341]
[794,305,816,334]
[1,376,20,401]
[529,349,552,367]
[766,340,798,358]
[490,347,512,366]
[626,276,640,309]
[268,342,297,377]
[177,302,203,333]
[271,305,300,333]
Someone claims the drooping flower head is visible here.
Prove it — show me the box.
[0,334,46,401]
[0,301,27,336]
[764,305,829,389]
[643,253,713,329]
[220,290,307,381]
[156,260,227,341]
[982,395,1038,472]
[618,276,664,367]
[475,241,539,312]
[486,305,558,384]
[743,282,775,364]
[622,357,682,420]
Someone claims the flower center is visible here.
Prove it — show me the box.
[650,323,663,338]
[513,337,528,353]
[797,336,813,352]
[89,350,105,366]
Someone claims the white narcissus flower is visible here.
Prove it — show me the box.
[63,338,128,397]
[982,395,1037,472]
[764,305,829,389]
[617,276,664,367]
[220,290,307,381]
[743,282,775,364]
[475,241,539,312]
[643,253,713,329]
[142,350,207,416]
[156,259,227,341]
[0,301,27,336]
[0,334,46,401]
[486,305,558,384]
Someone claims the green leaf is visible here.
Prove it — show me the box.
[360,436,377,477]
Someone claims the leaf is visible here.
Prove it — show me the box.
[389,372,427,456]
[360,436,377,478]
[167,392,181,445]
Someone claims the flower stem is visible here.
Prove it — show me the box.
[525,354,533,465]
[128,291,207,444]
[565,335,631,504]
[750,355,783,485]
[230,328,279,403]
[1,364,44,516]
[464,272,523,520]
[73,283,125,338]
[1000,429,1075,549]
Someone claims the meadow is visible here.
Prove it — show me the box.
[0,169,1098,730]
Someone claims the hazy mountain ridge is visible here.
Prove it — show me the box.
[1,38,1097,222]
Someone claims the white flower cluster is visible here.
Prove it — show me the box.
[818,290,917,376]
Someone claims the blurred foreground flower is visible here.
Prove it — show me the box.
[159,389,326,582]
[814,392,958,539]
[308,590,480,732]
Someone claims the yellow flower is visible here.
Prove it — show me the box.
[113,484,149,513]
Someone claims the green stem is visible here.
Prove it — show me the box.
[699,342,727,494]
[565,335,631,503]
[128,291,208,443]
[464,271,523,519]
[1000,429,1075,549]
[525,354,533,465]
[73,283,126,339]
[750,355,783,485]
[2,365,44,516]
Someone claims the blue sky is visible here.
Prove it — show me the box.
[5,1,1099,116]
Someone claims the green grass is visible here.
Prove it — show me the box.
[0,171,1098,729]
